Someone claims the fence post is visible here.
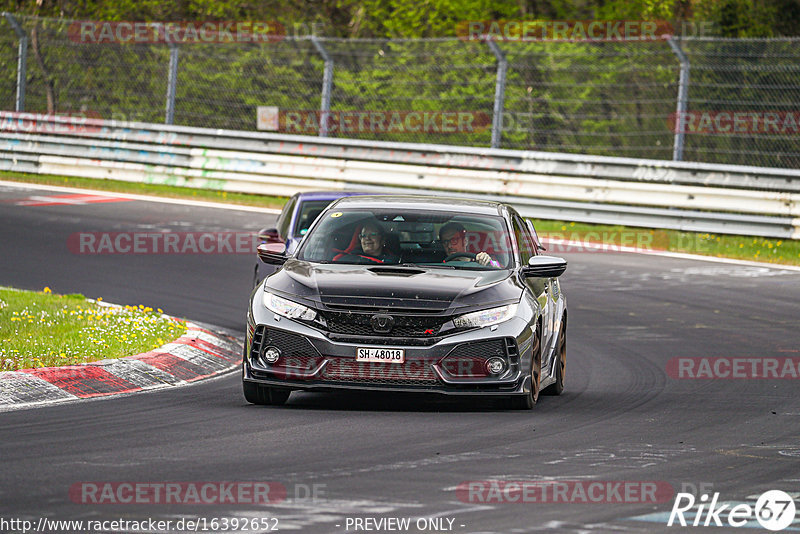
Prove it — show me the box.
[311,36,333,137]
[667,36,690,161]
[485,38,507,149]
[164,26,179,125]
[3,13,28,112]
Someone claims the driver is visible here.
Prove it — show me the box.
[439,222,499,267]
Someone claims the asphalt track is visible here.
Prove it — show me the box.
[1,181,800,534]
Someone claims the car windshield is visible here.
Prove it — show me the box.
[296,208,513,269]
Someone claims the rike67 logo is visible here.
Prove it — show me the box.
[668,490,797,531]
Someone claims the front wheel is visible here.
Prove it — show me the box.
[243,381,291,405]
[507,329,541,410]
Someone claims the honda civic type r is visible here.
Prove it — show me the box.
[243,195,568,409]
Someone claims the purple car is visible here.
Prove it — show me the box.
[254,191,371,285]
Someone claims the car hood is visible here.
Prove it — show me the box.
[264,260,521,312]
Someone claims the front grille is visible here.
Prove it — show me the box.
[447,339,507,360]
[441,339,508,377]
[321,311,448,338]
[320,358,439,386]
[250,326,321,367]
[264,328,320,358]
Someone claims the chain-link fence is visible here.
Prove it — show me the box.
[2,14,799,168]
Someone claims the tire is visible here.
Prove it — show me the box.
[242,381,291,405]
[544,317,566,396]
[508,327,541,410]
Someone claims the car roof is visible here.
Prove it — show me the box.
[328,195,506,216]
[293,191,373,202]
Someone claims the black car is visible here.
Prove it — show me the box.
[244,195,567,409]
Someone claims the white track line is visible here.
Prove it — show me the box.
[3,179,799,272]
[0,179,281,214]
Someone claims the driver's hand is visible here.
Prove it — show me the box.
[476,252,491,266]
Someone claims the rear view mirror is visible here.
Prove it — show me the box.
[257,243,287,265]
[258,227,282,244]
[521,256,567,278]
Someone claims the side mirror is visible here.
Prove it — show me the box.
[521,255,567,278]
[257,243,288,265]
[257,227,282,244]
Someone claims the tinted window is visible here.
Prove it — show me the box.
[512,215,536,264]
[293,200,334,238]
[276,196,297,240]
[525,219,543,254]
[297,208,513,269]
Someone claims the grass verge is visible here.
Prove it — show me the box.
[3,171,799,266]
[533,220,800,265]
[0,287,186,371]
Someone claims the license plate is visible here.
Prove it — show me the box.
[356,347,405,363]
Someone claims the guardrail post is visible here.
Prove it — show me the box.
[485,38,507,149]
[165,31,179,125]
[311,36,333,137]
[667,36,690,162]
[3,13,28,112]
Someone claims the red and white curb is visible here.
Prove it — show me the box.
[0,322,242,411]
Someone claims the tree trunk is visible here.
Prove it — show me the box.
[30,23,56,113]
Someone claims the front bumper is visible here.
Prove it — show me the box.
[244,310,533,397]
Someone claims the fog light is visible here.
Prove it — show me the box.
[486,357,506,375]
[262,346,281,364]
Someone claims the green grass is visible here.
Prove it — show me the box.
[3,171,799,266]
[533,220,800,265]
[0,287,187,371]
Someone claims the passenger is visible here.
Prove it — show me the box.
[439,222,499,267]
[336,221,399,264]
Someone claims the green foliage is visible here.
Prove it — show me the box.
[1,2,798,167]
[351,0,519,38]
[691,0,778,37]
[2,0,797,36]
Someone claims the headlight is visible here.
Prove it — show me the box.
[453,304,518,329]
[263,291,317,321]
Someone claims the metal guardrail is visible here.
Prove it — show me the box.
[1,112,799,239]
[4,14,800,169]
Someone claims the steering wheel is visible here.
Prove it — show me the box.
[444,252,476,262]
